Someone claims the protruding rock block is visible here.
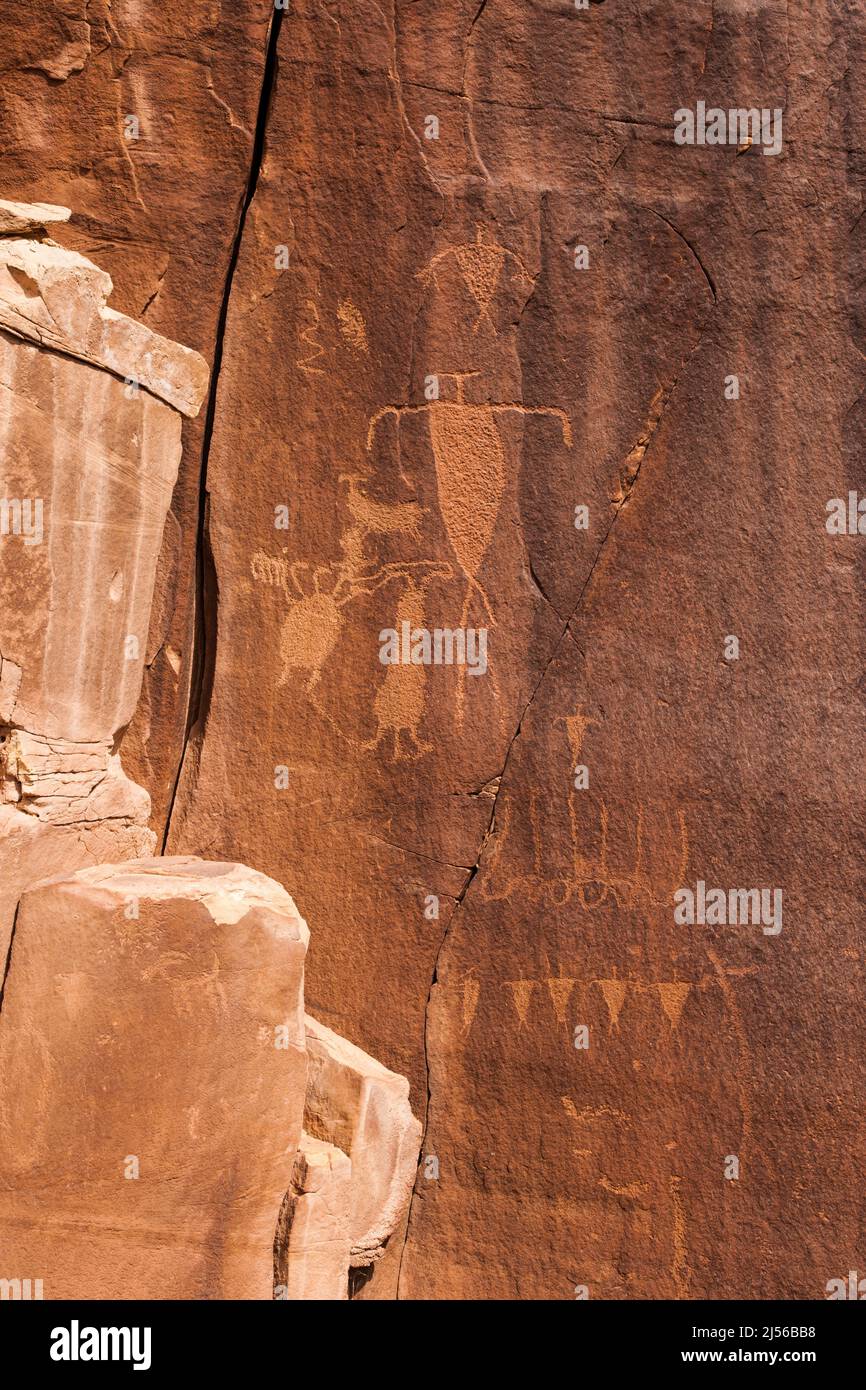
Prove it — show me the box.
[278,1134,353,1301]
[0,200,70,235]
[0,214,209,417]
[0,328,190,747]
[0,204,211,958]
[0,805,158,960]
[304,1015,422,1267]
[0,858,309,1300]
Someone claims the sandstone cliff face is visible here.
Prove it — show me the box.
[2,0,865,1301]
[0,0,276,830]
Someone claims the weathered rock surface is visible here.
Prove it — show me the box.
[0,222,209,960]
[0,805,158,963]
[0,857,421,1300]
[163,0,866,1299]
[1,0,863,1303]
[279,1134,353,1301]
[0,858,310,1300]
[0,0,278,830]
[304,1014,422,1268]
[0,199,69,235]
[0,235,209,416]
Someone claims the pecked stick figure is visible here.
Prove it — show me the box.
[415,225,536,334]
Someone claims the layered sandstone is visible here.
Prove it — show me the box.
[0,859,309,1300]
[0,222,209,416]
[0,858,421,1300]
[304,1015,422,1268]
[0,0,276,829]
[0,209,209,961]
[1,0,863,1303]
[280,1135,354,1300]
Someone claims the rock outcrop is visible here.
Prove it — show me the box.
[0,0,277,830]
[0,205,208,961]
[304,1015,422,1269]
[0,205,209,415]
[280,1136,354,1301]
[0,197,420,1302]
[0,858,420,1299]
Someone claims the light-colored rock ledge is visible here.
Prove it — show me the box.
[0,201,209,417]
[0,858,420,1299]
[0,199,71,235]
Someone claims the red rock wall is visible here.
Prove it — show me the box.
[0,0,276,830]
[6,0,866,1299]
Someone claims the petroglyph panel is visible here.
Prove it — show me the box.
[163,0,866,1302]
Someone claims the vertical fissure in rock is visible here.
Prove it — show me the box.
[0,901,21,1018]
[161,5,286,850]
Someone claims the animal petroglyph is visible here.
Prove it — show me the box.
[250,477,445,701]
[363,565,452,761]
[271,556,450,701]
[252,477,461,754]
[338,473,424,569]
[416,226,535,333]
[336,299,369,352]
